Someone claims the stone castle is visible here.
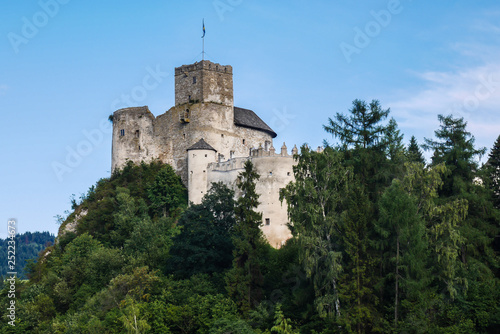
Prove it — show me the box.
[111,60,296,247]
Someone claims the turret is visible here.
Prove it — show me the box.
[187,138,217,204]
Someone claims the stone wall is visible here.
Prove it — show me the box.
[110,59,295,247]
[207,146,296,247]
[175,60,233,106]
[111,106,157,172]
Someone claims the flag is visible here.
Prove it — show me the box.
[202,19,205,38]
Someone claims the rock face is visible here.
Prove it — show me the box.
[111,60,295,247]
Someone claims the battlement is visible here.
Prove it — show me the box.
[175,60,233,76]
[208,143,297,173]
[175,60,233,106]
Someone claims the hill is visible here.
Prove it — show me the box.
[0,231,54,279]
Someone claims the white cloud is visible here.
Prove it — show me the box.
[388,62,500,159]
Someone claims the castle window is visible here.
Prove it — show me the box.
[242,139,246,144]
[287,172,291,176]
[193,76,197,84]
[205,154,207,157]
[269,171,273,176]
[183,134,186,139]
[120,129,125,136]
[265,218,270,226]
[221,134,224,138]
[135,130,139,138]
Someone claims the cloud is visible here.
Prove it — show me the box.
[387,62,500,158]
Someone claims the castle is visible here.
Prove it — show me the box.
[111,60,295,247]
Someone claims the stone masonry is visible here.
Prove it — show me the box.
[111,60,296,247]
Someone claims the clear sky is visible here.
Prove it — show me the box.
[1,0,499,238]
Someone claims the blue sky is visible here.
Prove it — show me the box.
[1,0,499,238]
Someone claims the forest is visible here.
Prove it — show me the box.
[0,99,499,333]
[0,231,54,280]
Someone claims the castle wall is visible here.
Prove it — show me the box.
[154,102,273,185]
[110,59,294,248]
[252,156,294,247]
[207,151,295,247]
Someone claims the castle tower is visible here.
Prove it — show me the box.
[111,106,156,172]
[175,60,233,107]
[187,138,217,204]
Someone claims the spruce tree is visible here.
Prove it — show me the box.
[487,135,500,208]
[226,160,265,314]
[423,114,486,196]
[407,135,425,164]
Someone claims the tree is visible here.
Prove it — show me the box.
[271,304,298,334]
[338,183,380,333]
[376,179,429,331]
[407,135,425,164]
[487,135,500,208]
[168,182,235,278]
[323,99,390,149]
[423,114,486,196]
[226,160,265,314]
[324,99,401,201]
[280,146,350,319]
[147,164,187,218]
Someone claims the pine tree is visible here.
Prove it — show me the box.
[226,160,265,314]
[407,135,425,164]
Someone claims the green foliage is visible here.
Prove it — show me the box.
[2,112,499,333]
[167,182,235,278]
[271,304,298,334]
[323,99,390,149]
[407,135,426,164]
[147,164,187,218]
[423,114,486,196]
[226,160,266,314]
[486,134,500,208]
[280,145,349,319]
[0,231,54,279]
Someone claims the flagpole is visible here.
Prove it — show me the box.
[202,18,205,61]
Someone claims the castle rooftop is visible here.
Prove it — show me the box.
[187,138,217,151]
[234,107,277,138]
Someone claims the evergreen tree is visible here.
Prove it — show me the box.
[323,99,390,150]
[324,99,402,201]
[338,183,380,332]
[168,182,235,278]
[226,160,265,314]
[487,135,500,208]
[423,114,486,196]
[407,135,425,164]
[280,146,350,320]
[376,179,429,331]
